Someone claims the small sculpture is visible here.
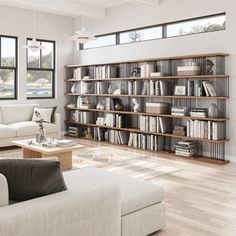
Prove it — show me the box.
[71,83,76,93]
[113,88,122,95]
[85,127,93,139]
[108,84,112,94]
[131,67,141,77]
[206,59,214,75]
[208,103,218,118]
[96,101,105,110]
[132,98,141,112]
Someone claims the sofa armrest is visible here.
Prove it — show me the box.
[53,112,61,137]
[0,174,8,207]
[0,183,121,236]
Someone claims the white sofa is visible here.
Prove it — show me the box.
[0,104,61,147]
[0,167,165,236]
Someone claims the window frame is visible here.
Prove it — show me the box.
[0,35,18,100]
[26,38,56,99]
[80,12,226,50]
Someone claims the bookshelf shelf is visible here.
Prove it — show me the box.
[65,74,229,82]
[65,52,229,68]
[65,107,229,122]
[65,52,229,164]
[65,120,229,143]
[65,93,229,100]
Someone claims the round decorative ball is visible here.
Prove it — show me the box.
[115,103,124,111]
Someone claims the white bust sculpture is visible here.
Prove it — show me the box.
[132,98,140,112]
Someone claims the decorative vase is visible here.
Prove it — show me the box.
[115,103,124,111]
[208,103,218,118]
[36,130,46,144]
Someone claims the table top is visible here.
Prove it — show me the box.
[12,139,84,155]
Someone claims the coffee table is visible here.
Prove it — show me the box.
[12,139,84,171]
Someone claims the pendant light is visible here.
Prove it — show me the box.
[23,0,44,52]
[70,1,95,49]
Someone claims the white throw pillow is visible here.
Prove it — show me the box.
[0,173,9,207]
[32,107,54,123]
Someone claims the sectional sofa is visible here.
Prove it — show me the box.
[0,104,61,147]
[0,167,166,236]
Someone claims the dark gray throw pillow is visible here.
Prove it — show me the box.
[0,159,67,201]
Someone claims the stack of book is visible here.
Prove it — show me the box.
[186,120,225,140]
[171,106,189,116]
[189,108,208,117]
[73,67,86,80]
[109,130,128,144]
[175,141,197,157]
[68,127,79,137]
[139,116,169,133]
[128,133,164,151]
[94,65,117,79]
[172,125,186,136]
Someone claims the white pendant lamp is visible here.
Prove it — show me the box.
[70,2,95,49]
[23,0,44,52]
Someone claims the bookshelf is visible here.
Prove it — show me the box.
[64,53,229,165]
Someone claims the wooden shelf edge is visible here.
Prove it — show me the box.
[65,74,229,82]
[65,107,229,122]
[66,135,229,165]
[64,121,229,143]
[64,93,229,100]
[65,52,229,68]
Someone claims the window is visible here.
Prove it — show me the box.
[120,26,162,44]
[81,13,226,50]
[167,14,226,37]
[0,36,17,99]
[83,34,116,49]
[27,39,55,99]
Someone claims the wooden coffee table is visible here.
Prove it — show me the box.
[12,139,84,171]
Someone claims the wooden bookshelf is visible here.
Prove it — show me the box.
[65,52,229,68]
[65,52,230,164]
[65,93,229,100]
[65,107,229,122]
[65,74,229,82]
[65,121,229,144]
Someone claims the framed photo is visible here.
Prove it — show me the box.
[174,85,186,96]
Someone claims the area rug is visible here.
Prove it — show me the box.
[0,146,181,181]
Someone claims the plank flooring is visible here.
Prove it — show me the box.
[1,140,236,236]
[74,139,236,236]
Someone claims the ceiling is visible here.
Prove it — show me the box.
[0,0,164,18]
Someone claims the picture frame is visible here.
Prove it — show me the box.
[174,85,187,96]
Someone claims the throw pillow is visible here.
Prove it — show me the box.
[32,106,57,123]
[0,159,67,201]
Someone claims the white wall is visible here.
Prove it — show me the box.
[76,0,236,161]
[0,4,74,131]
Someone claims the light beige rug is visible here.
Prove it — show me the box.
[0,145,181,181]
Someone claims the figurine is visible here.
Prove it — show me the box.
[85,127,93,139]
[131,67,141,77]
[108,84,112,94]
[208,103,218,118]
[206,59,214,75]
[96,101,105,110]
[132,98,141,112]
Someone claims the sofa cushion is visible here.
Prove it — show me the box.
[32,106,57,123]
[0,173,8,207]
[0,125,17,139]
[0,159,67,201]
[64,168,164,216]
[1,104,37,124]
[9,122,58,137]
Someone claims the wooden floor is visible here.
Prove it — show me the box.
[75,139,236,236]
